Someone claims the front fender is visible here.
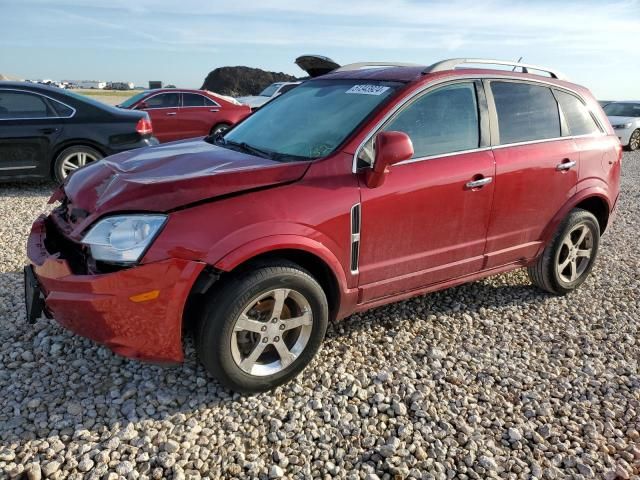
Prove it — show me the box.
[212,234,351,293]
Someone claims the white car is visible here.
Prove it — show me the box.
[604,101,640,151]
[236,82,300,109]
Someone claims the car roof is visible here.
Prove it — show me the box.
[313,66,587,95]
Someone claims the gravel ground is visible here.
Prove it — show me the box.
[0,153,638,480]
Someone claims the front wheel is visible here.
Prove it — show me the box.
[196,263,329,393]
[527,209,600,295]
[628,129,640,151]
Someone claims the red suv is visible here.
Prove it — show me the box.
[25,59,621,392]
[118,89,251,143]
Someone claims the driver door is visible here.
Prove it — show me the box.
[139,92,180,142]
[357,81,496,302]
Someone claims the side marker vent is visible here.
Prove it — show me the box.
[350,203,361,273]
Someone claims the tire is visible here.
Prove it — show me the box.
[53,145,103,183]
[210,123,231,136]
[527,208,600,295]
[196,263,329,393]
[627,129,640,151]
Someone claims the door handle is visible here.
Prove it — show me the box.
[466,177,493,189]
[209,109,220,112]
[556,159,576,171]
[166,112,177,116]
[39,128,58,134]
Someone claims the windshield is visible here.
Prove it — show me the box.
[604,102,640,117]
[221,79,401,161]
[118,91,150,108]
[259,84,282,97]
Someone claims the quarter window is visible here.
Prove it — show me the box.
[382,82,480,159]
[491,82,561,144]
[555,90,600,136]
[183,93,217,107]
[144,93,179,108]
[0,91,54,119]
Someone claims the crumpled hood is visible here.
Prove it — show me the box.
[60,139,310,238]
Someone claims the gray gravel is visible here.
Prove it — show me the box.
[1,153,639,479]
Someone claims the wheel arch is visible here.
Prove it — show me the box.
[540,188,612,253]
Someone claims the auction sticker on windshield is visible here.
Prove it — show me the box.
[346,85,391,95]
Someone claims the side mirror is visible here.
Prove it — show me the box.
[137,101,149,110]
[365,131,414,188]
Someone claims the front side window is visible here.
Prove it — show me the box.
[183,93,217,107]
[221,79,400,161]
[384,83,479,159]
[555,90,601,136]
[491,82,561,144]
[145,93,179,108]
[0,91,54,119]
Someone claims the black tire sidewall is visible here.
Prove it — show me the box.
[210,123,231,136]
[53,146,103,183]
[197,266,328,393]
[549,211,600,294]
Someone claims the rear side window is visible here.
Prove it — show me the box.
[51,99,74,117]
[182,93,217,107]
[145,93,179,108]
[491,82,560,144]
[555,91,601,136]
[383,82,479,158]
[0,91,54,119]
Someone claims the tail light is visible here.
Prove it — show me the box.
[136,116,153,136]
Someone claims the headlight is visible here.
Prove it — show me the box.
[613,122,633,129]
[82,214,167,263]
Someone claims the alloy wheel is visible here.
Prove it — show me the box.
[556,223,593,283]
[230,288,313,376]
[60,151,98,178]
[630,130,640,150]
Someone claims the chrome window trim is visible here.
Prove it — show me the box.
[395,147,493,166]
[0,88,76,121]
[352,74,606,173]
[139,91,221,110]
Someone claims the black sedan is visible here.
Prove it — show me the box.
[0,82,158,182]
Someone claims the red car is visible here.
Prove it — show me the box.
[118,89,250,143]
[25,58,621,392]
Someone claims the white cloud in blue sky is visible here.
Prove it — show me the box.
[1,0,639,98]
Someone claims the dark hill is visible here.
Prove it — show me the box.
[201,66,297,96]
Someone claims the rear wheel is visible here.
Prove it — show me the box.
[628,129,640,151]
[527,209,600,295]
[210,123,231,136]
[196,263,328,393]
[53,145,102,183]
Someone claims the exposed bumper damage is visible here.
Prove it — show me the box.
[27,215,205,363]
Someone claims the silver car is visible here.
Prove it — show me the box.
[604,101,640,150]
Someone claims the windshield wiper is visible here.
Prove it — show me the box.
[223,140,275,159]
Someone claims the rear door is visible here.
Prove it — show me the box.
[139,92,180,142]
[0,89,65,177]
[484,80,578,267]
[180,93,222,138]
[357,81,495,302]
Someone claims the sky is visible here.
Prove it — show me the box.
[1,0,639,99]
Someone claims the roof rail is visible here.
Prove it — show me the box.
[336,61,420,72]
[423,58,567,80]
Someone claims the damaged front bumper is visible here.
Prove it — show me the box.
[26,215,205,363]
